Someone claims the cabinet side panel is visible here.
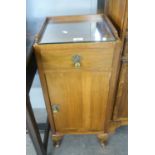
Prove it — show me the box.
[113,62,128,120]
[33,45,56,133]
[104,41,122,132]
[113,37,128,122]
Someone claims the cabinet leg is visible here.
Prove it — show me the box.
[97,133,109,146]
[52,134,63,148]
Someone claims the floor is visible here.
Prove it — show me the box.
[26,126,128,155]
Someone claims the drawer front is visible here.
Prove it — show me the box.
[40,48,114,71]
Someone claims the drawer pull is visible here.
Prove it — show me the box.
[52,104,60,113]
[72,55,81,68]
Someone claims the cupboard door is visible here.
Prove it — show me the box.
[45,70,111,133]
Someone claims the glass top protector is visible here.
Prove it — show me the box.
[39,20,115,44]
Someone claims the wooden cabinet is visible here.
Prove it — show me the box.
[104,0,128,128]
[105,0,128,39]
[33,15,122,147]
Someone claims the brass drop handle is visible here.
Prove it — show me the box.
[72,55,81,68]
[52,104,60,113]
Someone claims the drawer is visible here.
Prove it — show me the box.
[40,48,114,71]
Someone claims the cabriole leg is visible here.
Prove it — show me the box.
[52,134,63,148]
[97,133,109,147]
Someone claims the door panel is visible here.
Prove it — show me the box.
[45,70,111,132]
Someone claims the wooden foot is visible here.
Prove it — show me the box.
[97,133,109,146]
[52,134,63,148]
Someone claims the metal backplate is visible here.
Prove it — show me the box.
[52,104,60,113]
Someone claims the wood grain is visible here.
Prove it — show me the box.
[34,45,56,133]
[39,46,114,71]
[104,40,122,132]
[45,70,111,132]
[113,57,128,121]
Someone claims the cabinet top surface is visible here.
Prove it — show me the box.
[38,15,116,44]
